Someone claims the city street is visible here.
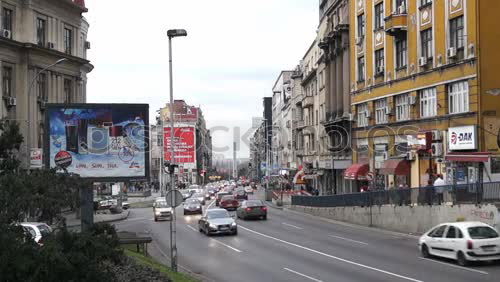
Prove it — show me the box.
[114,189,500,282]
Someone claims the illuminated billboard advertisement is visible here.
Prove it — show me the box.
[164,127,196,164]
[45,104,149,180]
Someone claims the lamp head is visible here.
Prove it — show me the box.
[167,29,187,38]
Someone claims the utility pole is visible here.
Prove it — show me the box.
[233,141,237,180]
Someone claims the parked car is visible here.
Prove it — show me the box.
[215,191,230,206]
[122,201,130,210]
[198,208,237,236]
[234,189,248,201]
[418,221,500,266]
[219,195,240,211]
[192,193,206,205]
[20,222,52,244]
[153,200,173,222]
[183,198,203,215]
[237,200,267,220]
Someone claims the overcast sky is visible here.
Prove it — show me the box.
[85,0,318,158]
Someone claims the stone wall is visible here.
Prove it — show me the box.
[289,204,500,234]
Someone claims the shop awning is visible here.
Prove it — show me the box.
[445,152,491,162]
[379,159,410,175]
[344,163,369,180]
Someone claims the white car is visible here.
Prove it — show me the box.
[20,222,52,244]
[153,200,173,222]
[418,221,500,266]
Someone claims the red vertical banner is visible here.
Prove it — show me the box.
[164,127,195,163]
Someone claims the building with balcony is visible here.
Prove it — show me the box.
[0,0,93,167]
[349,0,500,191]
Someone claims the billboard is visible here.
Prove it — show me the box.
[164,127,195,164]
[448,125,477,151]
[45,104,149,180]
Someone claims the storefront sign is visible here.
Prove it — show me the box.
[448,125,477,150]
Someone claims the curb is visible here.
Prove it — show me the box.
[66,210,130,228]
[282,207,421,239]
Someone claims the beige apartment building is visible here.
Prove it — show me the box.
[0,0,93,167]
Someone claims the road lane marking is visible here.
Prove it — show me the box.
[282,223,303,230]
[417,257,488,275]
[207,199,215,209]
[284,268,323,282]
[239,225,423,282]
[328,235,369,245]
[186,224,242,253]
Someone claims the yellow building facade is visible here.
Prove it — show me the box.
[348,0,500,189]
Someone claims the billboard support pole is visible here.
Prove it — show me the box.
[80,182,94,232]
[168,34,178,273]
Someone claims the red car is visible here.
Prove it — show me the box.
[219,195,239,211]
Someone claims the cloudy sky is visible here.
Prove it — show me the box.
[85,0,318,158]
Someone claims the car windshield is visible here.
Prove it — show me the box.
[37,224,51,237]
[207,210,230,219]
[222,195,234,201]
[468,226,499,239]
[217,193,229,199]
[246,200,263,207]
[155,201,170,208]
[186,199,200,204]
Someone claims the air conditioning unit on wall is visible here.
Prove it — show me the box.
[431,143,443,157]
[1,29,12,39]
[6,97,16,107]
[447,47,457,58]
[418,57,427,67]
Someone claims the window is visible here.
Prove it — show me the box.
[491,158,500,174]
[374,3,384,30]
[396,0,407,12]
[357,14,365,37]
[64,27,72,54]
[357,56,365,82]
[357,103,369,127]
[36,18,46,47]
[450,16,464,50]
[375,99,388,124]
[395,37,407,69]
[419,87,437,118]
[375,49,384,75]
[446,226,457,238]
[64,79,72,103]
[395,94,410,121]
[448,81,469,114]
[2,66,12,97]
[37,73,47,101]
[467,227,499,239]
[2,8,13,33]
[429,225,447,238]
[421,28,433,59]
[420,0,432,7]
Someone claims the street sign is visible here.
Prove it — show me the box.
[166,190,184,208]
[366,171,374,181]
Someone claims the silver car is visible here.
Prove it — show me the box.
[198,209,237,236]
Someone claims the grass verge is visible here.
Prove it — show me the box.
[123,246,198,282]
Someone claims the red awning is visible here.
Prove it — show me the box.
[379,159,410,175]
[445,152,490,162]
[344,163,369,180]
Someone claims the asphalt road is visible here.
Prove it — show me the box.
[113,189,500,282]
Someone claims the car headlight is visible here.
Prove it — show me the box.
[231,221,237,227]
[155,211,161,215]
[196,206,201,209]
[209,223,217,229]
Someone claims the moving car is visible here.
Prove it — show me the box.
[418,221,500,266]
[215,191,230,206]
[237,200,267,220]
[21,222,52,244]
[192,193,206,205]
[219,195,239,211]
[198,208,237,236]
[153,200,173,222]
[180,190,193,201]
[244,186,254,194]
[234,188,248,201]
[183,198,203,215]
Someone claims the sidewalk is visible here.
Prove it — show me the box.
[63,210,130,228]
[127,191,161,204]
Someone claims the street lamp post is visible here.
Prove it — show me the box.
[26,58,67,168]
[167,28,187,273]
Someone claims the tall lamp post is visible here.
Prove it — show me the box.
[167,28,187,273]
[26,58,67,168]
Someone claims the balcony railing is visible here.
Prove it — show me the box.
[384,9,408,36]
[302,95,314,108]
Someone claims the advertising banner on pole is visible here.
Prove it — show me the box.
[30,148,43,169]
[45,104,149,180]
[164,127,195,164]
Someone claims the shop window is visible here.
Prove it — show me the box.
[491,158,500,174]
